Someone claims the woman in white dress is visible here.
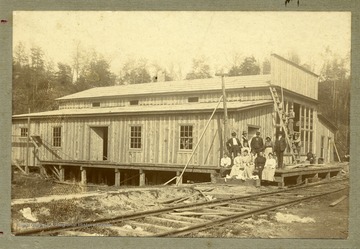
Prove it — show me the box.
[229,152,243,178]
[242,150,255,179]
[262,153,277,181]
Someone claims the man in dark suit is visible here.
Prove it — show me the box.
[274,131,287,168]
[250,131,264,156]
[226,132,242,164]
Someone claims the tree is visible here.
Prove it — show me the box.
[228,56,260,76]
[318,49,350,159]
[287,51,301,65]
[185,58,212,80]
[76,52,116,90]
[119,59,152,84]
[56,63,73,85]
[12,44,57,113]
[262,58,271,74]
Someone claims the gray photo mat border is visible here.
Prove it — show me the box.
[0,0,359,248]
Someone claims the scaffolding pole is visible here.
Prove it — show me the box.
[169,95,224,186]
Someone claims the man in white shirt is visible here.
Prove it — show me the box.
[226,132,242,164]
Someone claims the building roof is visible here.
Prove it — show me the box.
[56,74,271,101]
[12,100,273,119]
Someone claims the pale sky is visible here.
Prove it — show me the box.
[13,11,351,78]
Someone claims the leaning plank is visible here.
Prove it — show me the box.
[329,195,348,207]
[158,196,185,204]
[196,189,211,201]
[173,211,237,216]
[50,167,61,181]
[12,162,28,175]
[172,193,200,204]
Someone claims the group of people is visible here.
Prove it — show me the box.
[220,130,290,182]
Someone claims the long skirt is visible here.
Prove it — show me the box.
[262,166,276,181]
[243,164,254,179]
[229,165,243,177]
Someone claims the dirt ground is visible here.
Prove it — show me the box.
[11,168,349,238]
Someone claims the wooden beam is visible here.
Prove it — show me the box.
[26,109,30,174]
[12,161,28,175]
[114,169,121,187]
[176,171,182,186]
[59,166,65,181]
[329,195,347,207]
[333,143,341,162]
[175,95,224,186]
[139,169,145,187]
[81,167,87,185]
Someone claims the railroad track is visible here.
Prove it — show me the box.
[14,178,348,237]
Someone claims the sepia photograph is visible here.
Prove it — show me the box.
[10,11,350,238]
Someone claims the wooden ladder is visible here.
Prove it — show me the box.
[269,86,297,163]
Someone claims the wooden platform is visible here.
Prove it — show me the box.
[40,160,218,174]
[38,160,342,188]
[274,164,342,187]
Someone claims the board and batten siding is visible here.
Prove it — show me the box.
[316,119,335,163]
[58,89,272,110]
[271,54,318,100]
[12,105,273,167]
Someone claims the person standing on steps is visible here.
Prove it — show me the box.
[287,106,295,137]
[250,131,264,157]
[241,131,250,149]
[226,132,242,164]
[264,136,274,159]
[274,131,287,169]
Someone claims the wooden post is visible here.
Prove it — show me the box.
[81,167,87,185]
[296,175,302,185]
[220,75,228,150]
[139,169,145,187]
[172,95,224,186]
[210,172,217,183]
[176,171,182,185]
[333,143,341,162]
[115,169,121,187]
[325,172,330,180]
[25,108,30,174]
[59,165,65,182]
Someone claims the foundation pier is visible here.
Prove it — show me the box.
[139,169,145,187]
[59,165,65,182]
[81,167,87,185]
[176,171,183,185]
[115,169,121,187]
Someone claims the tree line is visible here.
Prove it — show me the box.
[13,42,269,114]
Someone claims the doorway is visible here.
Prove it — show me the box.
[248,125,260,141]
[89,126,108,161]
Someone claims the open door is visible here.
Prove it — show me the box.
[248,126,260,141]
[89,127,108,161]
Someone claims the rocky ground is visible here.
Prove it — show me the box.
[11,163,349,238]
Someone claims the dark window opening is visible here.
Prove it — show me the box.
[53,127,62,147]
[188,97,199,103]
[20,128,28,137]
[92,102,100,107]
[130,126,142,149]
[180,125,193,150]
[130,100,139,105]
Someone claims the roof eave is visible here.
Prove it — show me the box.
[12,102,273,120]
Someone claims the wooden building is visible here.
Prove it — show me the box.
[11,54,337,186]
